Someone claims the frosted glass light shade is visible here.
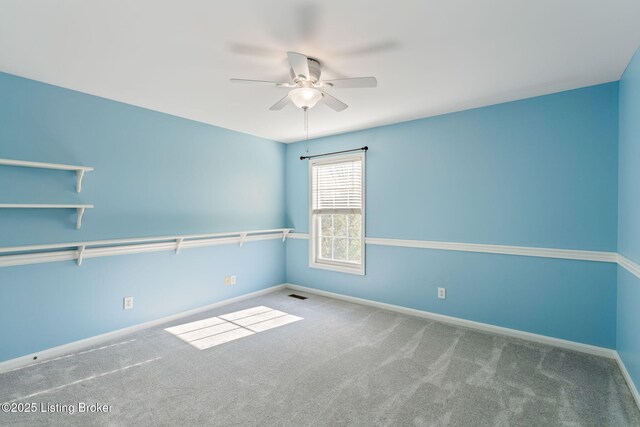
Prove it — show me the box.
[288,87,323,109]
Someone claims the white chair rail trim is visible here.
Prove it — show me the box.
[3,231,640,281]
[618,254,640,280]
[287,233,640,279]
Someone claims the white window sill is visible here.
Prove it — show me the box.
[309,260,365,275]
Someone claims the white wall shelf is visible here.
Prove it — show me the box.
[0,204,94,229]
[0,228,293,267]
[0,158,94,192]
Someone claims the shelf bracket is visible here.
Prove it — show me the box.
[76,207,85,230]
[239,232,248,247]
[76,170,85,193]
[282,230,291,241]
[175,238,184,254]
[77,245,86,266]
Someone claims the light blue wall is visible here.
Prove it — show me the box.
[287,239,616,348]
[619,49,640,262]
[0,240,285,362]
[287,83,619,250]
[286,84,620,348]
[618,267,640,389]
[0,72,285,246]
[617,47,640,391]
[0,72,286,362]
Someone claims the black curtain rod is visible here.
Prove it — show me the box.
[300,146,368,160]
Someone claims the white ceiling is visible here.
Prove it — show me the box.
[1,0,640,143]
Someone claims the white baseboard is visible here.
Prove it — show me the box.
[284,283,616,359]
[615,352,640,410]
[0,284,286,373]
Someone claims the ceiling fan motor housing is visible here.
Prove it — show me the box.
[290,57,322,83]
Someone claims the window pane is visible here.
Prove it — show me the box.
[348,239,361,262]
[310,155,364,273]
[334,214,347,237]
[321,237,332,259]
[333,238,347,261]
[320,215,333,236]
[348,214,361,238]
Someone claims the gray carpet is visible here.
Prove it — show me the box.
[1,288,638,426]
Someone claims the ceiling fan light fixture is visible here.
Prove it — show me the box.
[231,51,372,112]
[288,87,323,109]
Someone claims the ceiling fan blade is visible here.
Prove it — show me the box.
[321,77,377,88]
[287,52,310,80]
[269,95,291,111]
[319,91,348,112]
[230,79,293,87]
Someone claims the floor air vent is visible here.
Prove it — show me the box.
[288,294,308,300]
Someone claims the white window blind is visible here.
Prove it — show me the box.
[311,159,363,215]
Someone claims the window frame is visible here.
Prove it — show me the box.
[308,152,365,275]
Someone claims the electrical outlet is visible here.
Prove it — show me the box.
[438,287,446,299]
[123,296,134,310]
[230,275,236,285]
[225,276,231,286]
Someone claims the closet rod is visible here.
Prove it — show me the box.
[299,146,368,160]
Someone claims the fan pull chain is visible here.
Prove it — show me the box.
[304,107,309,154]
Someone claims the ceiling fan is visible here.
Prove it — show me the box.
[230,52,377,112]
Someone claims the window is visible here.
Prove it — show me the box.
[309,153,365,275]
